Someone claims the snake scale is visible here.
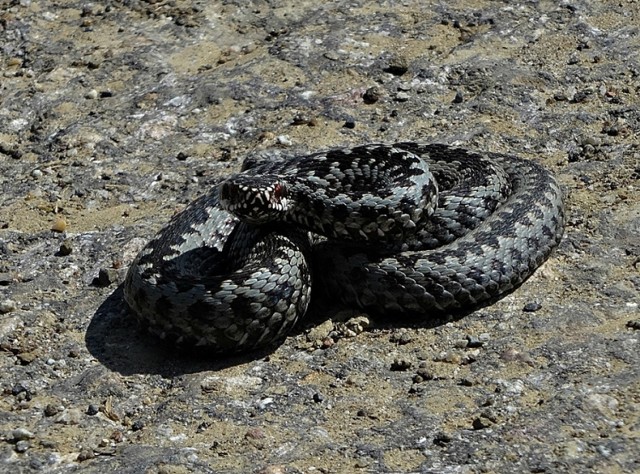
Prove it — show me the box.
[123,143,565,353]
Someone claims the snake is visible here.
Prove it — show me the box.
[123,143,565,353]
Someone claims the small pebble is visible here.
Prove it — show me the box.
[77,449,95,462]
[436,351,462,364]
[554,91,569,101]
[363,86,381,104]
[323,51,339,61]
[131,420,145,431]
[15,440,30,453]
[433,431,452,446]
[81,4,95,16]
[44,404,61,417]
[306,319,334,343]
[626,319,640,330]
[58,239,73,256]
[312,392,324,403]
[94,268,118,287]
[390,359,412,371]
[17,350,39,365]
[500,348,523,362]
[12,428,35,441]
[466,335,484,348]
[384,55,409,75]
[452,90,464,103]
[523,302,542,312]
[244,427,266,440]
[276,135,292,146]
[12,384,29,396]
[394,92,410,102]
[40,440,58,449]
[412,367,434,383]
[196,422,210,434]
[87,404,99,416]
[472,415,494,430]
[85,89,98,99]
[291,113,311,125]
[13,389,32,404]
[51,217,67,233]
[389,330,413,345]
[255,397,273,410]
[343,117,356,129]
[354,458,371,468]
[0,299,16,314]
[320,337,335,348]
[55,408,82,425]
[344,316,369,334]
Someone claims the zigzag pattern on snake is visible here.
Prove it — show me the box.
[123,143,565,353]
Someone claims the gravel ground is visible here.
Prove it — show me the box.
[1,1,639,473]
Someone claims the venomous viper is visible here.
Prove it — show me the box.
[123,143,565,353]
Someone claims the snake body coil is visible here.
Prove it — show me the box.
[124,143,564,352]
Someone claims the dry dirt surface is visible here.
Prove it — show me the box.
[1,1,639,473]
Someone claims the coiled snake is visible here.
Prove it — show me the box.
[123,143,565,352]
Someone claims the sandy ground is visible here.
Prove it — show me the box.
[0,1,638,473]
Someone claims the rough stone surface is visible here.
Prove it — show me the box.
[1,1,638,473]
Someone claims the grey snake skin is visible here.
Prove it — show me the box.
[123,143,565,353]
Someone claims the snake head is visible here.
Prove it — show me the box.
[219,174,290,224]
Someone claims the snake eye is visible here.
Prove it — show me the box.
[273,182,286,200]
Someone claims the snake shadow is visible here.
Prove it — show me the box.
[86,283,484,376]
[85,284,286,376]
